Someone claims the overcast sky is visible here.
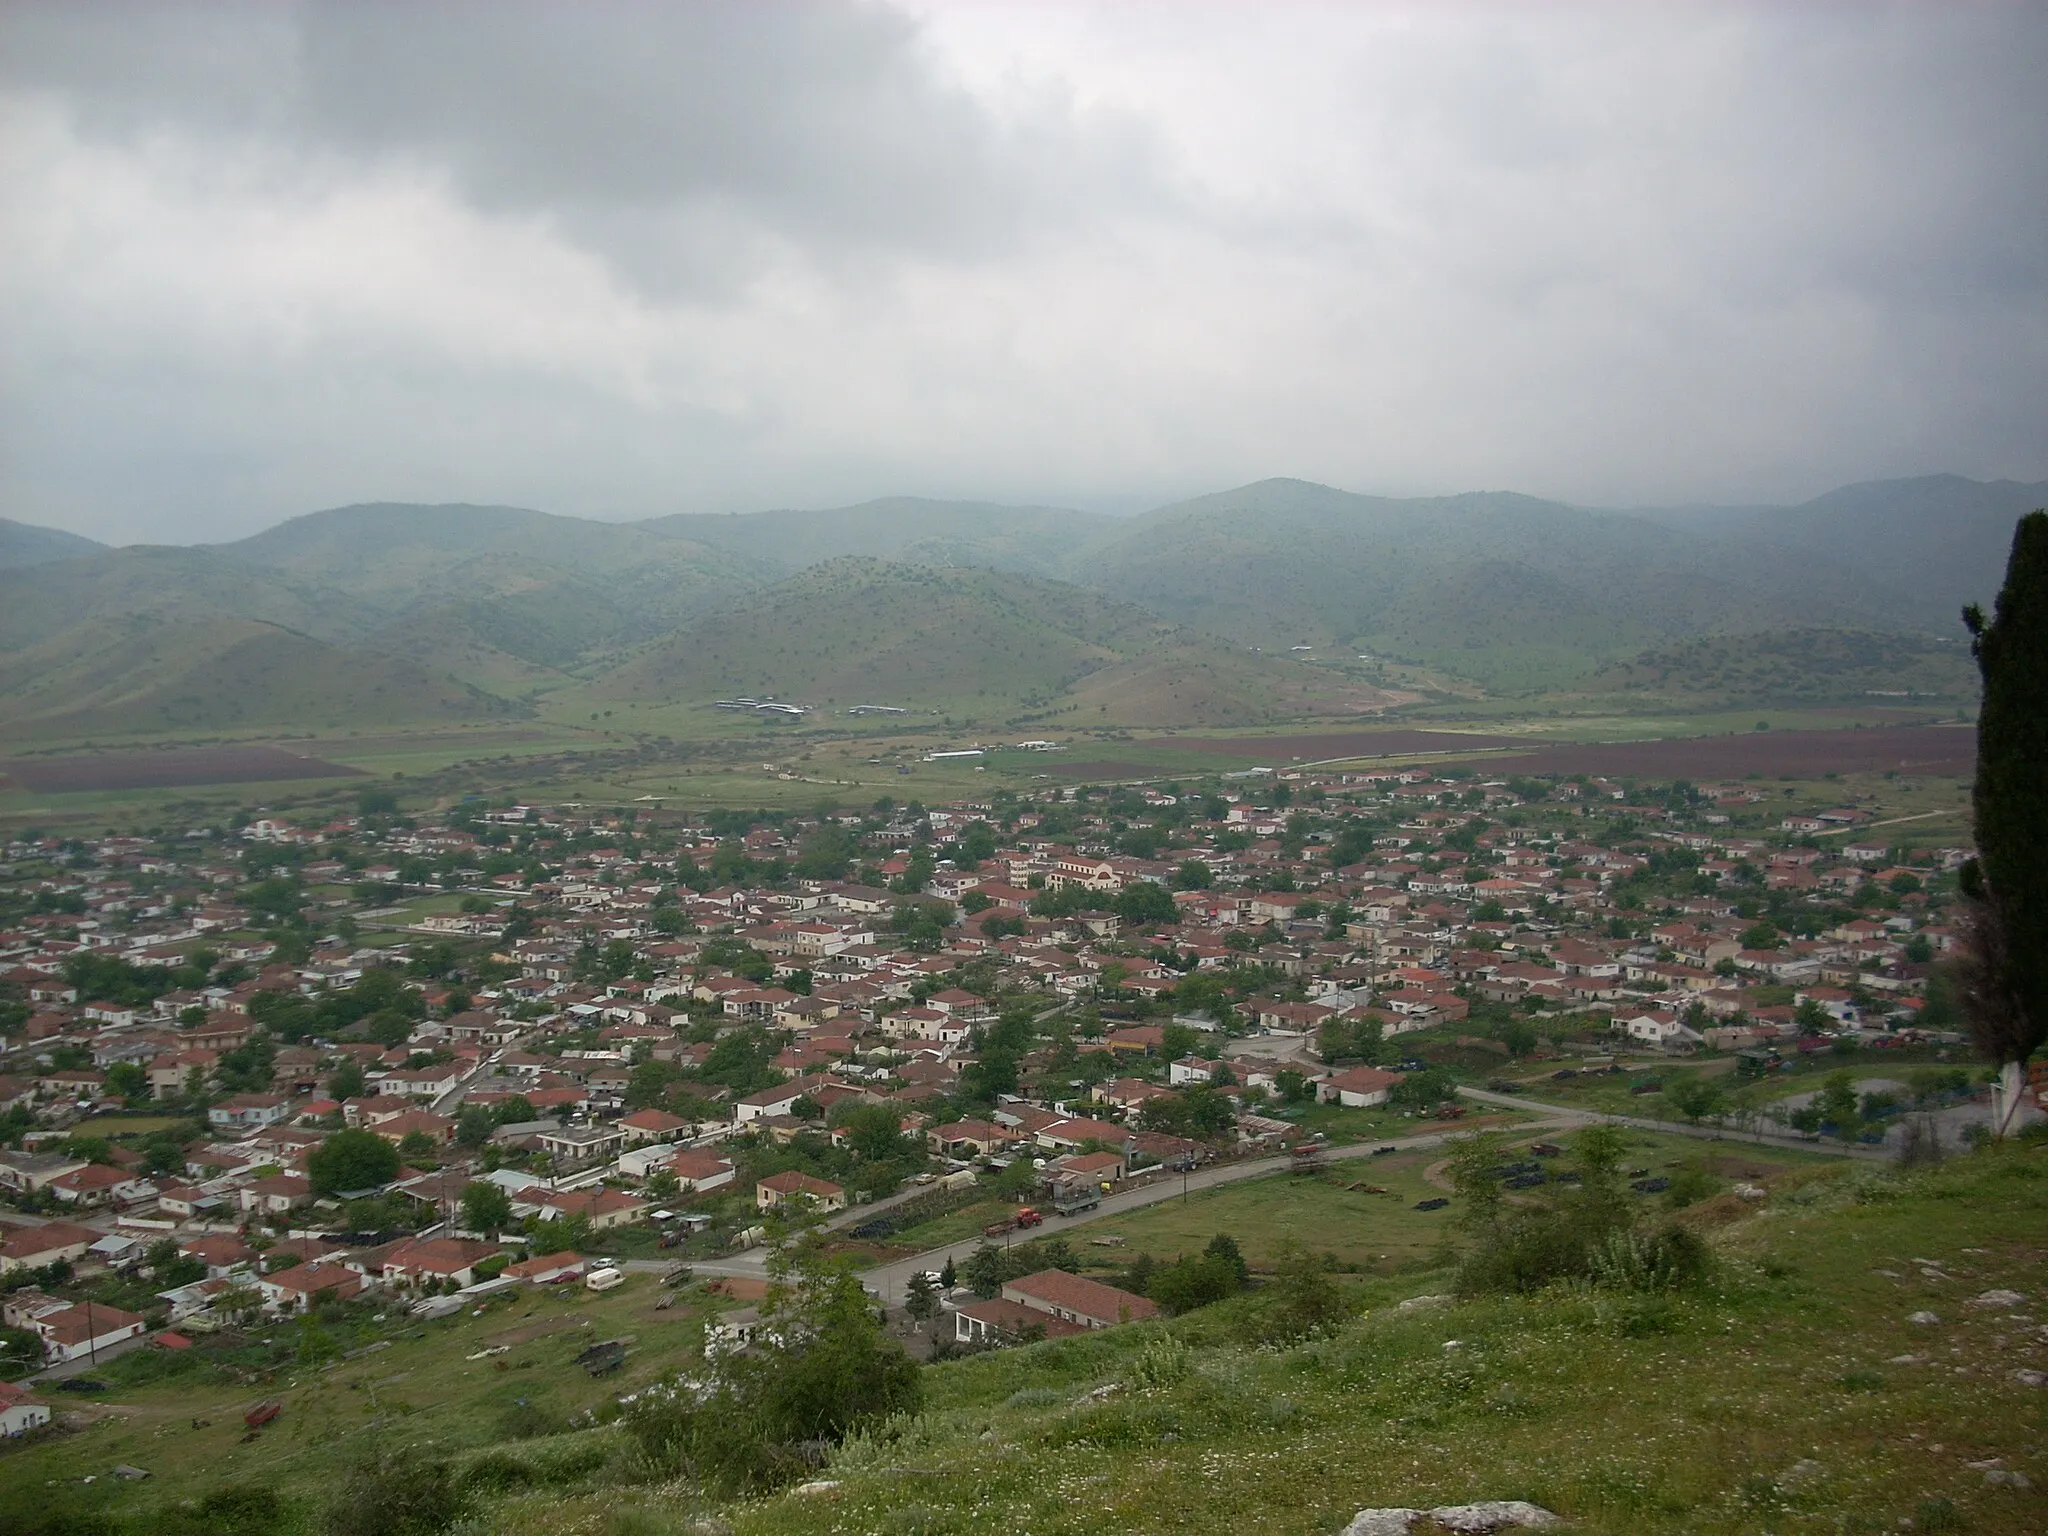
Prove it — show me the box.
[3,1,2045,544]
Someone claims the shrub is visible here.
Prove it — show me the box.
[323,1452,464,1536]
[496,1397,567,1440]
[145,1484,286,1536]
[458,1451,538,1494]
[624,1253,921,1494]
[1586,1224,1714,1293]
[1122,1333,1194,1390]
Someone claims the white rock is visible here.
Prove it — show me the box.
[1733,1183,1767,1201]
[1428,1502,1563,1532]
[791,1480,840,1496]
[2013,1369,2048,1388]
[1340,1510,1423,1536]
[1786,1460,1822,1482]
[1967,1289,2026,1309]
[1983,1469,2033,1489]
[1399,1294,1453,1311]
[1887,1354,1926,1366]
[1907,1311,1941,1325]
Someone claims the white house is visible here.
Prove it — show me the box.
[0,1381,51,1437]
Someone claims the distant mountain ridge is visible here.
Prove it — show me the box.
[0,473,2036,738]
[0,516,106,570]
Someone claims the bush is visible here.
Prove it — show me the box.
[496,1397,568,1440]
[145,1485,287,1536]
[625,1254,922,1494]
[323,1452,464,1536]
[458,1451,538,1494]
[1122,1333,1193,1390]
[1585,1223,1714,1293]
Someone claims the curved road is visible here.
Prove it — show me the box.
[626,1108,1585,1304]
[622,1086,1888,1303]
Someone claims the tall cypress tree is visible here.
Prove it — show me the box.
[1959,509,2048,1091]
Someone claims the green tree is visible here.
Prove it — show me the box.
[103,1061,149,1103]
[1815,1072,1862,1137]
[1264,1239,1348,1341]
[1664,1073,1725,1125]
[903,1270,940,1331]
[833,1102,906,1162]
[962,1242,1010,1299]
[625,1251,921,1494]
[1147,1250,1241,1314]
[326,1060,366,1102]
[1959,509,2048,1119]
[1114,880,1180,927]
[307,1128,401,1195]
[460,1181,514,1234]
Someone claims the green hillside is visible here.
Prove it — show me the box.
[0,477,2029,732]
[218,503,771,666]
[0,615,513,742]
[1585,628,1981,708]
[1070,480,1919,689]
[1639,475,2048,627]
[580,558,1365,727]
[0,546,353,651]
[0,516,104,570]
[651,495,1114,580]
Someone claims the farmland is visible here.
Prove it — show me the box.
[0,746,366,794]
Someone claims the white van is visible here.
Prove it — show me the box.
[584,1265,624,1293]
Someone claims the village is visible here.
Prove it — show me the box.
[0,757,2004,1428]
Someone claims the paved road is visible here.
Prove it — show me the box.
[621,1108,1583,1302]
[28,1331,152,1384]
[617,1073,1902,1304]
[1452,1084,1895,1162]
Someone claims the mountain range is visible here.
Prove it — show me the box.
[0,472,2036,742]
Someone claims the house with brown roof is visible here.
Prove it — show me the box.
[617,1107,690,1145]
[754,1171,845,1213]
[503,1250,584,1285]
[255,1260,365,1313]
[1316,1066,1404,1108]
[0,1380,51,1437]
[238,1173,314,1215]
[1001,1269,1158,1330]
[380,1237,501,1289]
[27,1300,148,1362]
[527,1182,637,1228]
[953,1295,1088,1347]
[0,1219,100,1275]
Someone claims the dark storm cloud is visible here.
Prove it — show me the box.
[3,1,1168,294]
[0,2,2044,542]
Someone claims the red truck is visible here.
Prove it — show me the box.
[982,1206,1044,1237]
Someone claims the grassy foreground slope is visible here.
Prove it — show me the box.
[13,1138,2038,1535]
[689,1144,2048,1536]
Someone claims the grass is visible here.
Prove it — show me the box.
[6,1139,2044,1534]
[732,1140,2048,1536]
[0,1271,712,1525]
[65,1116,195,1140]
[1083,1159,1454,1273]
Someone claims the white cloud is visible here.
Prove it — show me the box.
[0,0,2043,542]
